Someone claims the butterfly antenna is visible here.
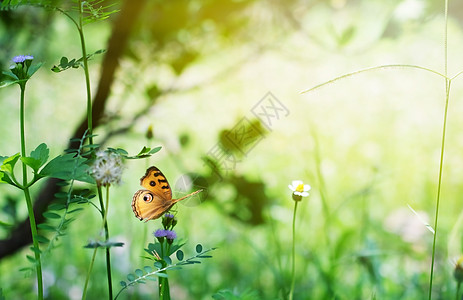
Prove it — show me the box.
[174,189,203,202]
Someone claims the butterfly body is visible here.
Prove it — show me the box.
[132,166,202,222]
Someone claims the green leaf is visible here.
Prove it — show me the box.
[0,171,15,185]
[120,281,127,287]
[20,157,41,172]
[176,250,184,261]
[0,220,13,229]
[26,255,36,264]
[134,269,144,277]
[84,241,125,249]
[168,241,186,255]
[156,272,168,278]
[68,208,84,214]
[43,212,61,219]
[40,153,95,183]
[127,274,135,282]
[148,146,162,155]
[35,235,50,244]
[27,62,43,77]
[0,71,19,88]
[60,56,68,65]
[30,246,42,255]
[30,143,49,169]
[195,244,203,253]
[37,223,56,231]
[48,203,66,210]
[143,266,152,273]
[0,153,20,174]
[54,192,68,198]
[125,146,162,159]
[20,143,49,172]
[154,261,163,269]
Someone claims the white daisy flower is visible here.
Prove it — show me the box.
[288,180,311,201]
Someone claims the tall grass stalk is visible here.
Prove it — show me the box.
[82,185,112,299]
[288,200,299,300]
[101,185,113,299]
[428,1,449,299]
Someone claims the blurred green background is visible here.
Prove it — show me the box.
[2,0,463,299]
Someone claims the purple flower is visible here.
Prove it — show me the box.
[164,213,175,219]
[12,55,33,64]
[154,229,167,238]
[165,230,177,240]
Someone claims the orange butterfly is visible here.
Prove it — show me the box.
[132,166,202,222]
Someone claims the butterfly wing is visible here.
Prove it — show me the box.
[132,189,174,221]
[140,166,172,200]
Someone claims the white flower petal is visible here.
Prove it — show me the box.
[300,191,309,197]
[303,185,311,192]
[288,184,295,191]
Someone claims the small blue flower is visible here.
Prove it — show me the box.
[164,213,175,219]
[12,55,33,64]
[162,213,177,229]
[154,229,167,238]
[165,230,177,240]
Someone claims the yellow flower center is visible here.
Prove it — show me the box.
[296,183,304,193]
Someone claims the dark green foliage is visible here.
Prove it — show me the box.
[212,289,260,300]
[123,146,162,159]
[21,143,49,172]
[0,0,118,25]
[36,131,97,257]
[0,0,55,10]
[83,240,124,249]
[51,50,105,72]
[115,244,216,299]
[1,62,42,87]
[39,153,94,183]
[0,153,20,186]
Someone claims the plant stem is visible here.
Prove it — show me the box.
[82,186,113,300]
[429,79,451,300]
[82,245,98,300]
[19,84,43,300]
[77,0,94,145]
[289,200,299,300]
[102,185,113,299]
[428,2,450,299]
[159,260,170,300]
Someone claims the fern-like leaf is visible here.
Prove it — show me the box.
[114,246,216,299]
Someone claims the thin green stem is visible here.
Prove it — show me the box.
[103,185,113,300]
[82,186,113,300]
[428,77,451,300]
[20,84,43,300]
[77,0,93,145]
[428,1,449,299]
[289,200,299,300]
[300,64,448,95]
[82,245,98,300]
